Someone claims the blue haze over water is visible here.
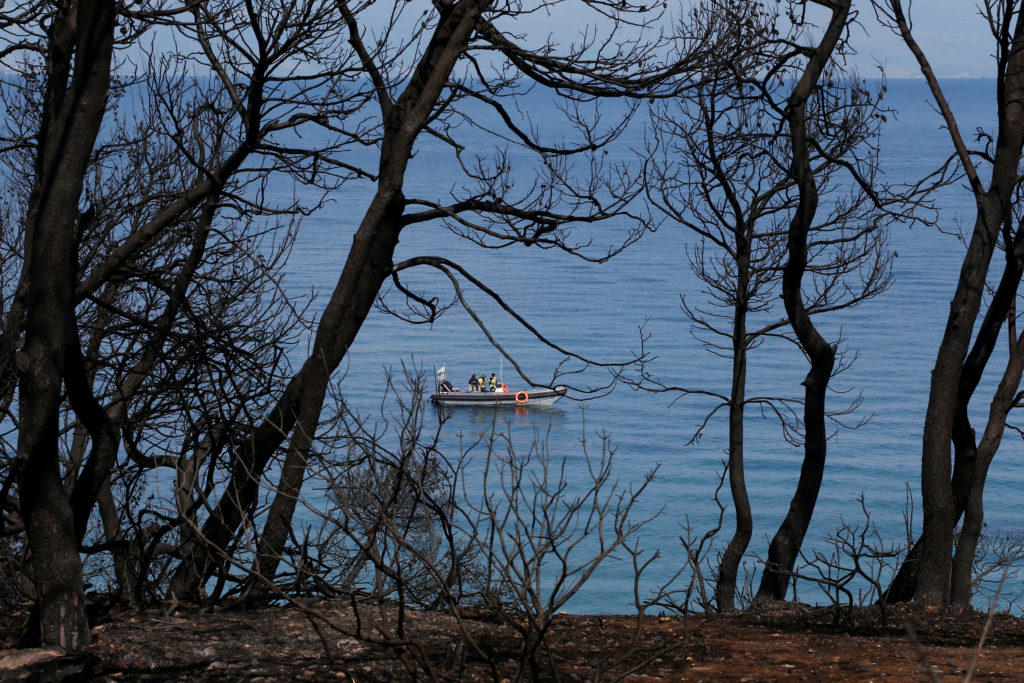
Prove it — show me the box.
[279,79,1023,612]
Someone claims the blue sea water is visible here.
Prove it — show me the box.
[280,78,1024,612]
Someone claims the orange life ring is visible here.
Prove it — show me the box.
[500,383,509,392]
[515,391,529,405]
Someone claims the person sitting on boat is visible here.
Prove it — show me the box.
[480,370,489,391]
[489,374,498,391]
[468,374,478,391]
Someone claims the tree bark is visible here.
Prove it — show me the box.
[171,0,494,596]
[251,369,329,590]
[885,0,1024,605]
[755,0,846,602]
[949,327,1024,609]
[248,200,402,588]
[714,245,751,612]
[884,236,1024,603]
[17,0,115,650]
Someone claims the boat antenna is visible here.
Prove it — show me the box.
[499,356,503,384]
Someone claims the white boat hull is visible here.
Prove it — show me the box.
[430,386,566,407]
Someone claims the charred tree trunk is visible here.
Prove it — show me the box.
[882,0,1024,606]
[755,0,846,602]
[917,200,1005,605]
[884,236,1024,603]
[17,0,115,650]
[171,0,494,597]
[249,193,403,589]
[714,241,751,612]
[950,323,1024,609]
[251,371,328,590]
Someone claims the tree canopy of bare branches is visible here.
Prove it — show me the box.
[873,0,1024,609]
[640,0,910,611]
[0,0,724,650]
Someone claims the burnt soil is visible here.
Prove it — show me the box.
[3,599,1024,680]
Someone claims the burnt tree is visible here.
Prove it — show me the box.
[759,0,847,602]
[644,0,900,609]
[14,0,115,650]
[169,0,720,597]
[874,0,1024,607]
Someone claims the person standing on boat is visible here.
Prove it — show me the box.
[489,374,498,391]
[468,374,478,391]
[480,370,489,391]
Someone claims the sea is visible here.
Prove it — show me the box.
[270,78,1023,613]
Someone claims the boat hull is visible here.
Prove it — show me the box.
[430,386,566,407]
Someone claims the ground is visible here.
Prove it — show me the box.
[2,599,1024,680]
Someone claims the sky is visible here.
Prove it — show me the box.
[853,0,993,78]
[18,1,990,82]
[502,0,995,80]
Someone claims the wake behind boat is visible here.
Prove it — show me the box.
[430,365,566,407]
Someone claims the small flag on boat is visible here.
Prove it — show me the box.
[436,365,446,377]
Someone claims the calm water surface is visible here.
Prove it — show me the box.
[281,79,1023,612]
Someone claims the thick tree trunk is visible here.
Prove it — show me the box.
[16,0,115,649]
[884,404,981,604]
[756,350,835,600]
[754,0,846,603]
[917,194,1011,604]
[883,467,971,604]
[714,272,750,612]
[898,6,1024,606]
[249,206,403,589]
[167,185,406,598]
[949,331,1024,609]
[917,210,998,605]
[881,0,1024,606]
[884,238,1024,603]
[170,0,492,597]
[17,423,90,650]
[251,371,329,590]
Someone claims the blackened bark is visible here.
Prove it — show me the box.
[882,453,973,603]
[950,326,1024,608]
[918,172,1015,603]
[252,372,328,589]
[947,237,1024,601]
[17,0,115,650]
[714,251,751,612]
[171,191,405,597]
[65,329,119,544]
[251,192,403,587]
[172,0,494,596]
[887,1,1024,605]
[885,237,1024,603]
[755,0,846,602]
